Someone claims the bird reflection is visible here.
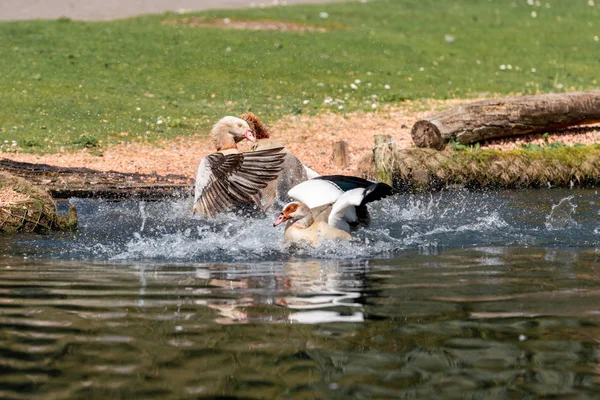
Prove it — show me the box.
[203,260,368,324]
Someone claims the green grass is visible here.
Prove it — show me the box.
[1,0,598,153]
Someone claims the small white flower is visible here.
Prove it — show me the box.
[367,71,373,75]
[444,34,455,43]
[319,12,329,19]
[594,36,599,42]
[302,99,310,104]
[354,79,361,84]
[531,11,537,17]
[316,82,324,86]
[507,64,513,70]
[225,47,231,52]
[350,83,358,89]
[371,94,378,99]
[157,117,163,125]
[419,67,425,71]
[136,107,141,111]
[527,0,534,5]
[555,83,564,89]
[223,18,231,24]
[384,84,391,89]
[338,105,344,110]
[519,334,527,341]
[531,67,537,72]
[371,103,377,109]
[588,0,595,6]
[499,64,506,70]
[323,97,333,104]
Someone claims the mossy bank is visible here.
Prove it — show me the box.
[0,172,77,233]
[370,142,600,191]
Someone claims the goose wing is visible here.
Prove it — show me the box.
[287,179,344,209]
[327,183,395,231]
[328,188,366,232]
[193,147,285,217]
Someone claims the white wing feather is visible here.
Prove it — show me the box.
[287,179,343,209]
[194,156,213,207]
[328,188,366,232]
[303,165,321,179]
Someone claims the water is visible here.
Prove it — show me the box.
[2,188,600,399]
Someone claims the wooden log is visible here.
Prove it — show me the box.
[332,140,349,168]
[373,135,393,187]
[0,159,194,200]
[411,90,600,149]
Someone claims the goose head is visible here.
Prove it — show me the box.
[273,201,312,227]
[212,116,256,151]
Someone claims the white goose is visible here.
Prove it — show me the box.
[273,176,394,245]
[193,116,286,217]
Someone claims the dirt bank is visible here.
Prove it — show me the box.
[3,100,599,181]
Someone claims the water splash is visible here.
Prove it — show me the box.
[545,196,578,230]
[11,189,600,262]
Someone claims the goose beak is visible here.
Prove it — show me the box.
[244,129,256,142]
[273,213,287,227]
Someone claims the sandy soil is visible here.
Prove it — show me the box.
[3,99,599,180]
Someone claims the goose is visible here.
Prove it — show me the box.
[273,176,394,245]
[240,113,316,203]
[193,116,287,217]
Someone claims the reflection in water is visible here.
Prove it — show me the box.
[1,248,600,398]
[202,260,367,325]
[2,189,600,398]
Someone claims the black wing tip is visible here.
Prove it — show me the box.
[362,182,395,205]
[316,174,375,188]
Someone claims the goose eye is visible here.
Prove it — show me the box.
[237,123,242,127]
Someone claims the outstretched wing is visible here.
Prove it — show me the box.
[193,147,285,217]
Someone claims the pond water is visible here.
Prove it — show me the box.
[2,189,600,399]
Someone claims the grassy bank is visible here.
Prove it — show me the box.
[374,142,600,191]
[1,0,598,153]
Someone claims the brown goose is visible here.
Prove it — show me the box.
[273,202,353,245]
[193,116,286,217]
[273,176,394,246]
[240,113,312,206]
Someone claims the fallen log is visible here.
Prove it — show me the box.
[411,90,600,149]
[369,139,600,191]
[0,159,194,200]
